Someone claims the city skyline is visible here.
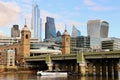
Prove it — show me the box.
[0,0,120,39]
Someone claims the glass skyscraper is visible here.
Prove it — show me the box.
[45,17,56,39]
[31,2,42,41]
[87,20,109,38]
[87,19,109,49]
[71,26,81,37]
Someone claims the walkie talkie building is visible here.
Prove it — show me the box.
[87,20,109,38]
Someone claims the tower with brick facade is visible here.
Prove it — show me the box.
[62,29,70,54]
[21,25,31,57]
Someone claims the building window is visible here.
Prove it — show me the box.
[26,34,28,39]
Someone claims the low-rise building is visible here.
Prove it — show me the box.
[70,36,90,53]
[102,37,120,51]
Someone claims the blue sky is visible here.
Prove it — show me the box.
[0,0,120,39]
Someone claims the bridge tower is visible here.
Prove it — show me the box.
[62,29,70,54]
[21,24,31,57]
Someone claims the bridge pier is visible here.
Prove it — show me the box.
[71,64,74,73]
[108,61,113,77]
[88,63,94,76]
[95,63,101,76]
[47,63,53,71]
[70,64,74,73]
[61,64,67,71]
[102,61,107,76]
[79,63,86,76]
[74,63,79,74]
[67,64,72,72]
[113,61,119,78]
[55,64,60,71]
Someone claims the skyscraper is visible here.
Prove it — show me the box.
[71,26,81,37]
[87,20,109,38]
[11,25,20,37]
[87,19,109,49]
[31,2,42,40]
[45,17,56,39]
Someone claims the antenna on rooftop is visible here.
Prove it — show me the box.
[25,18,26,25]
[65,24,67,31]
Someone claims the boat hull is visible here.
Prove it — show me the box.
[37,71,67,77]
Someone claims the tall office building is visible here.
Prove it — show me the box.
[45,17,56,39]
[11,25,20,37]
[31,2,42,40]
[87,20,109,38]
[71,26,81,37]
[87,20,109,49]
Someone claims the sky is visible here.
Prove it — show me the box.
[0,0,120,39]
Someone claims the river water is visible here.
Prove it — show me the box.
[0,72,119,80]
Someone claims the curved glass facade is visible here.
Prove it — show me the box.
[71,26,81,37]
[87,20,109,38]
[87,20,109,49]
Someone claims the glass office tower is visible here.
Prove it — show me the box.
[71,26,81,37]
[31,3,42,41]
[87,20,109,38]
[45,17,56,39]
[87,20,109,49]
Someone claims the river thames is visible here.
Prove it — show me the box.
[0,72,119,80]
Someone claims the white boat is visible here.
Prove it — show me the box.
[37,71,68,77]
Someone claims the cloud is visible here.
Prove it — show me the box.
[40,10,62,30]
[56,23,65,32]
[84,0,96,6]
[41,10,62,23]
[83,0,114,11]
[0,31,8,38]
[90,6,114,11]
[55,20,82,34]
[0,1,21,27]
[65,20,82,27]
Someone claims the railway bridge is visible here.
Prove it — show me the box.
[25,51,120,77]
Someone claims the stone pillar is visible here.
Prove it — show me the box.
[95,63,100,76]
[102,62,107,76]
[73,64,76,73]
[88,63,94,76]
[55,64,60,71]
[114,62,119,78]
[108,62,112,77]
[61,64,66,71]
[77,52,86,76]
[70,64,74,72]
[46,55,53,71]
[74,64,78,73]
[80,76,85,80]
[79,63,86,76]
[67,64,71,72]
[47,63,53,71]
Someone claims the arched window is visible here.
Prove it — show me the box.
[26,34,28,39]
